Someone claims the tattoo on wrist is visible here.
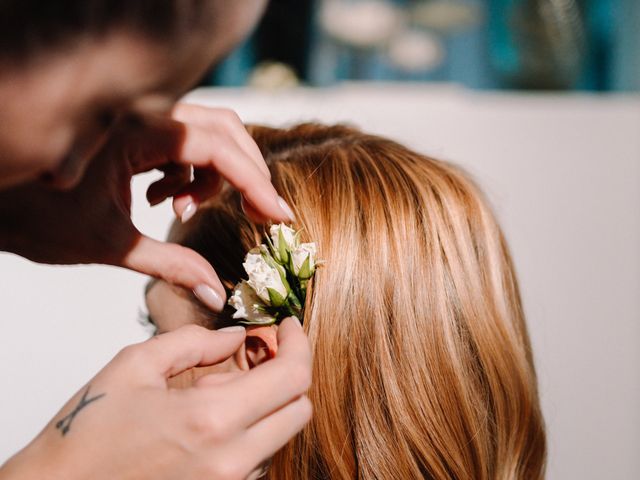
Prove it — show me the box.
[55,385,106,436]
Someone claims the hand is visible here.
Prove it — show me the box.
[0,103,295,311]
[0,318,312,480]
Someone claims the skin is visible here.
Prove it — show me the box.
[0,0,296,309]
[0,320,310,480]
[0,2,312,478]
[0,4,261,188]
[145,280,280,382]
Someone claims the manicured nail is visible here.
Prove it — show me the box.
[277,196,296,221]
[289,315,302,328]
[218,325,246,333]
[181,201,198,223]
[193,284,224,312]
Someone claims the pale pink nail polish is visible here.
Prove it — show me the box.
[181,202,197,223]
[218,325,246,333]
[193,284,224,312]
[278,196,296,222]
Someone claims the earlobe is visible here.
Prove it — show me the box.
[243,325,278,368]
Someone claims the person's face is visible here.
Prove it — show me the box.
[0,0,266,190]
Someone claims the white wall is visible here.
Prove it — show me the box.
[1,84,639,479]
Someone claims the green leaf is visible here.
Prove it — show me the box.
[288,252,296,275]
[288,291,302,309]
[263,233,276,259]
[272,262,290,290]
[267,287,286,307]
[298,255,313,280]
[279,228,291,263]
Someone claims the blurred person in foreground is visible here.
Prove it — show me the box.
[0,2,312,479]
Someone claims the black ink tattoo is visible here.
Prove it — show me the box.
[55,384,106,436]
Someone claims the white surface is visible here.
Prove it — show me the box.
[1,84,639,479]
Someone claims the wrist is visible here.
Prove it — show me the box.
[0,439,70,480]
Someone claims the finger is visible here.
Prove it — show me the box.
[235,395,312,477]
[194,371,243,388]
[121,234,226,311]
[172,103,271,179]
[146,165,192,206]
[124,325,246,385]
[241,196,272,224]
[167,364,234,389]
[179,123,295,223]
[211,317,311,427]
[172,168,223,222]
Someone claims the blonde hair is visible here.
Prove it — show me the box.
[173,124,546,479]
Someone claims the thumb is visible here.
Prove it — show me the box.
[133,325,247,385]
[121,234,226,312]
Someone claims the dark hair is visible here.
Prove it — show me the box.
[0,0,216,64]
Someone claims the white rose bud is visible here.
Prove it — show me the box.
[228,281,275,324]
[269,223,298,263]
[243,252,289,307]
[270,223,297,249]
[292,242,317,279]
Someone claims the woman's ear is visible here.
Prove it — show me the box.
[234,325,278,369]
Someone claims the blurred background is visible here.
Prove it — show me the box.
[205,0,639,91]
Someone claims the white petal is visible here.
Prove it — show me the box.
[292,243,317,274]
[228,281,274,324]
[270,223,297,250]
[243,252,288,303]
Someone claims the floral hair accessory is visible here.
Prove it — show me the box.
[228,223,319,326]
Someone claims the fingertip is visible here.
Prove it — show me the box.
[194,284,226,312]
[277,196,296,222]
[181,201,198,223]
[276,316,310,363]
[218,325,246,334]
[123,236,227,310]
[241,196,271,223]
[172,194,195,221]
[241,193,296,225]
[281,316,302,330]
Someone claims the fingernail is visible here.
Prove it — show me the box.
[193,285,224,312]
[218,325,246,333]
[277,196,296,222]
[289,315,302,328]
[181,201,198,223]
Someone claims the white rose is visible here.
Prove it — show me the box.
[270,223,297,249]
[228,281,274,324]
[269,223,298,263]
[292,242,317,279]
[243,252,289,306]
